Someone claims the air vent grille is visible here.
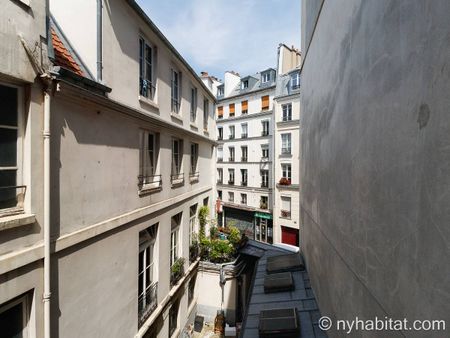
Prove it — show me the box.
[259,308,299,337]
[264,272,294,293]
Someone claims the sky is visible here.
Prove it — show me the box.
[136,0,301,80]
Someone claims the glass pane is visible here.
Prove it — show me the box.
[0,128,17,167]
[0,85,18,127]
[0,170,17,209]
[0,301,23,338]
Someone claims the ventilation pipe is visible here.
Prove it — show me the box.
[97,0,103,81]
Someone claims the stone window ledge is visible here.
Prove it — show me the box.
[0,213,36,232]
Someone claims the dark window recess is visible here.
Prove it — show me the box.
[266,253,304,274]
[259,308,299,338]
[0,300,24,338]
[264,272,295,293]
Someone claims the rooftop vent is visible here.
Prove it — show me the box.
[264,272,294,293]
[266,253,304,274]
[258,308,299,337]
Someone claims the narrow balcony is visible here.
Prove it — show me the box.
[229,135,235,140]
[241,181,248,187]
[261,131,269,136]
[228,180,235,185]
[137,175,162,193]
[170,258,185,286]
[170,173,184,186]
[241,157,248,162]
[138,281,158,327]
[229,157,235,162]
[241,133,248,139]
[261,182,269,188]
[189,172,199,183]
[281,210,291,219]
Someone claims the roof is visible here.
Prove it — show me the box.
[240,240,327,338]
[50,28,84,76]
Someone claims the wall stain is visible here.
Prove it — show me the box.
[417,104,430,129]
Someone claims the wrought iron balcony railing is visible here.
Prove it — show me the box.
[0,185,26,211]
[281,210,291,218]
[171,173,184,185]
[138,282,158,327]
[137,175,162,190]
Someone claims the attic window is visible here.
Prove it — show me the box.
[266,253,304,273]
[241,80,249,90]
[290,71,300,90]
[217,86,224,97]
[262,72,270,83]
[259,308,299,337]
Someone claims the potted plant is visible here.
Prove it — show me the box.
[279,177,291,185]
[170,257,185,286]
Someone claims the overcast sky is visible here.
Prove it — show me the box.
[136,0,301,80]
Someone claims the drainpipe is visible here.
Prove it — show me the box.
[97,0,103,81]
[43,86,52,338]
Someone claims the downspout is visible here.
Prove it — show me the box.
[43,86,52,338]
[97,0,103,81]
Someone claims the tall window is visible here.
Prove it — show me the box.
[241,123,248,138]
[218,127,223,140]
[261,120,269,136]
[217,106,223,119]
[261,95,270,111]
[140,131,159,186]
[170,213,182,266]
[139,224,158,324]
[241,146,248,162]
[217,86,224,97]
[169,300,179,337]
[282,164,292,182]
[190,87,197,122]
[229,126,235,139]
[217,147,223,162]
[281,196,292,218]
[260,196,268,209]
[0,294,30,337]
[282,103,292,121]
[281,134,292,154]
[241,80,248,89]
[171,69,181,113]
[172,138,183,175]
[241,193,247,205]
[217,168,223,184]
[241,100,248,114]
[189,204,197,245]
[229,147,235,162]
[261,170,269,188]
[203,98,209,130]
[188,275,196,306]
[262,72,270,83]
[241,169,248,186]
[139,37,154,99]
[291,71,300,90]
[228,191,234,202]
[261,144,269,159]
[228,169,235,184]
[190,143,198,174]
[229,103,235,117]
[218,190,222,200]
[0,84,22,212]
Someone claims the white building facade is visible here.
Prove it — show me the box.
[215,70,276,243]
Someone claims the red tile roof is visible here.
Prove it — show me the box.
[51,28,84,76]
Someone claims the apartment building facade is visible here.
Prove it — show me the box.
[273,45,301,246]
[0,1,216,337]
[215,70,276,243]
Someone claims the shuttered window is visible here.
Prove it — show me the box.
[261,95,269,110]
[241,100,248,114]
[229,103,235,116]
[217,106,223,119]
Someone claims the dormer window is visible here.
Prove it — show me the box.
[290,71,300,90]
[241,80,249,90]
[262,72,270,83]
[217,86,224,97]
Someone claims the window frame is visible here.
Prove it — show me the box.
[229,125,235,139]
[261,120,269,136]
[241,123,248,138]
[281,133,292,154]
[171,69,181,113]
[228,169,235,184]
[291,71,300,90]
[241,193,247,205]
[261,170,269,187]
[228,146,235,162]
[261,144,269,159]
[282,163,292,182]
[171,138,183,175]
[170,214,182,267]
[190,143,199,174]
[0,293,30,337]
[190,87,197,122]
[139,36,156,100]
[282,103,292,121]
[139,130,160,189]
[228,191,234,202]
[261,72,270,83]
[203,98,209,131]
[189,204,198,245]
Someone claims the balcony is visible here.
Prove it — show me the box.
[241,157,248,162]
[0,185,26,212]
[242,110,248,115]
[229,135,235,140]
[241,200,247,205]
[261,131,269,136]
[138,175,162,193]
[218,135,223,141]
[229,157,235,162]
[218,158,223,162]
[241,133,248,139]
[281,210,291,219]
[281,148,292,155]
[261,182,269,188]
[170,173,184,186]
[170,258,185,286]
[241,181,247,187]
[228,180,235,185]
[138,281,158,327]
[189,172,199,183]
[278,177,292,186]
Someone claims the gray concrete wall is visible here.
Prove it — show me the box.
[301,0,450,336]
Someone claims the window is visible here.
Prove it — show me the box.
[139,37,154,99]
[229,147,235,162]
[217,147,223,162]
[241,146,248,162]
[139,224,158,325]
[203,98,209,130]
[189,204,197,245]
[228,192,234,202]
[218,190,222,200]
[188,275,196,306]
[217,168,223,184]
[241,100,248,114]
[218,127,223,140]
[229,126,235,139]
[190,87,197,122]
[282,164,292,182]
[260,196,268,209]
[262,72,270,83]
[0,293,30,338]
[281,134,292,154]
[171,69,181,113]
[0,84,24,212]
[241,80,248,89]
[241,169,247,186]
[261,170,269,188]
[217,106,223,119]
[282,103,292,121]
[203,197,209,206]
[170,213,182,266]
[171,138,183,181]
[261,120,269,136]
[190,143,198,174]
[229,103,235,117]
[241,193,247,205]
[291,71,300,90]
[281,196,291,218]
[261,95,270,111]
[139,131,160,188]
[169,299,179,337]
[261,144,269,159]
[228,169,235,184]
[241,123,248,138]
[217,85,224,97]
